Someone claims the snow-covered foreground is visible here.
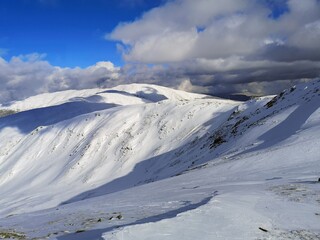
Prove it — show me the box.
[0,82,319,239]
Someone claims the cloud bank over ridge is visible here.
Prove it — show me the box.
[110,0,320,96]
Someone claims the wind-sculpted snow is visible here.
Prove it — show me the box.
[0,81,319,239]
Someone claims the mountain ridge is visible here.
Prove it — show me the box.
[0,80,319,239]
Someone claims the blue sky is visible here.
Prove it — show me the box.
[0,0,163,67]
[0,0,291,68]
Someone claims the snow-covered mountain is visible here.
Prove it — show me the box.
[0,81,319,239]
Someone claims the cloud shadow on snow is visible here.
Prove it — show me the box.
[0,100,119,134]
[99,88,168,102]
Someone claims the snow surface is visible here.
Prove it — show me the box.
[0,81,319,239]
[0,83,208,112]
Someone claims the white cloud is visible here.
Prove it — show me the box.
[107,0,320,96]
[110,0,320,63]
[110,0,261,62]
[125,30,198,62]
[290,19,320,50]
[0,55,120,104]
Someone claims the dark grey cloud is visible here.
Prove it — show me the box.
[113,58,320,97]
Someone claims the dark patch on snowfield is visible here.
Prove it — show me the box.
[208,80,320,154]
[56,195,215,240]
[0,109,17,118]
[259,227,268,232]
[294,180,320,185]
[265,177,282,181]
[257,229,320,240]
[209,134,226,149]
[269,184,320,204]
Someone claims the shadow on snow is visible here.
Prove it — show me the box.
[239,98,320,155]
[57,195,214,240]
[0,100,119,133]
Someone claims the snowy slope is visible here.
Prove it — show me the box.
[0,84,236,214]
[0,81,319,239]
